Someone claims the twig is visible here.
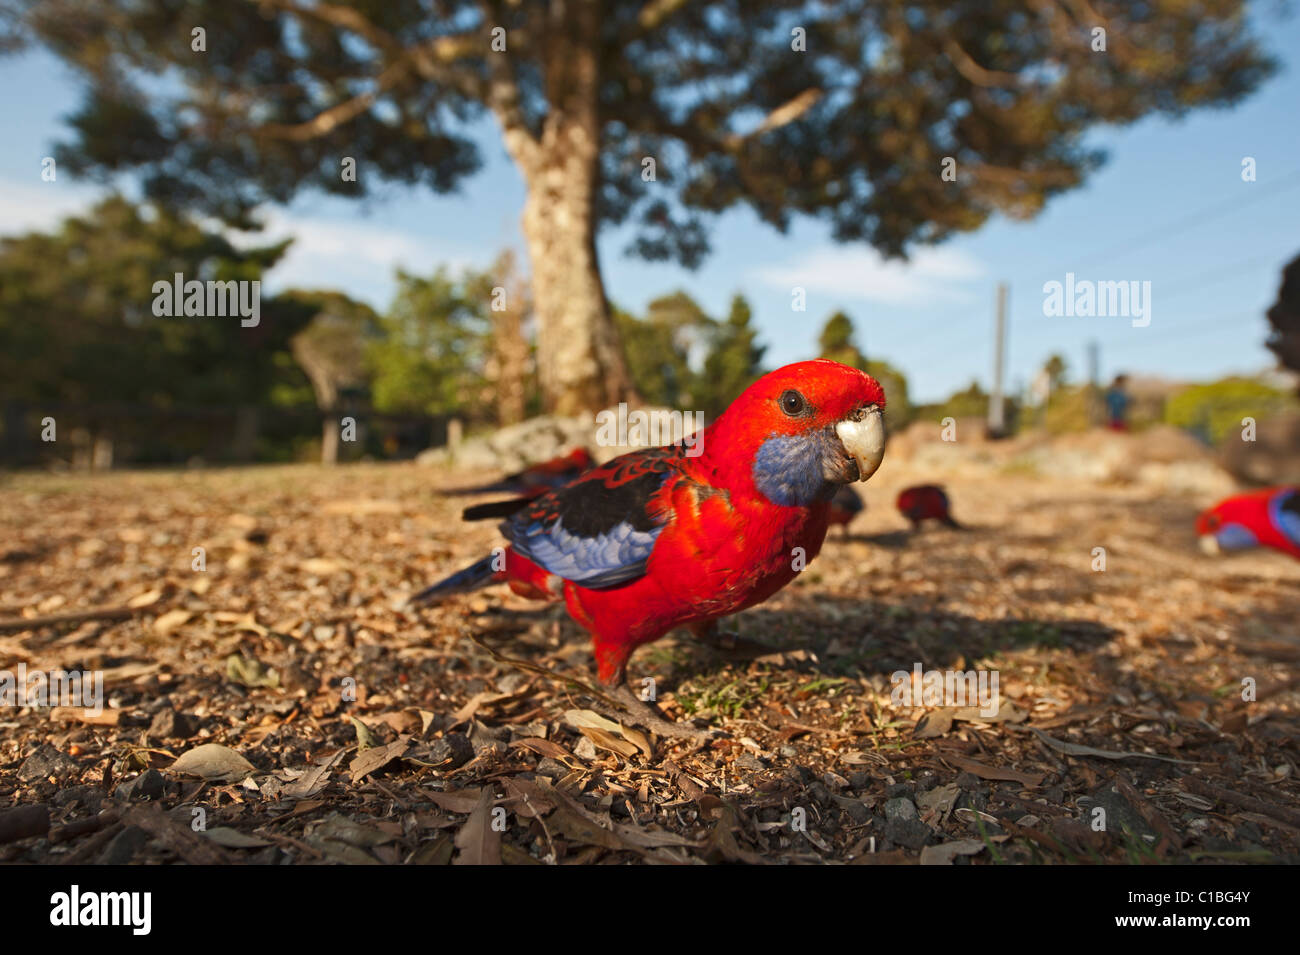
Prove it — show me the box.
[1181,776,1300,829]
[0,605,138,633]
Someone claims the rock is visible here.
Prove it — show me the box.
[534,758,569,779]
[53,785,105,813]
[883,796,933,850]
[426,733,474,769]
[734,754,766,773]
[1219,411,1300,486]
[98,826,150,864]
[115,769,166,802]
[572,736,598,760]
[884,796,918,821]
[149,708,198,741]
[18,744,79,783]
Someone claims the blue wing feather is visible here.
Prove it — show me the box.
[502,446,681,588]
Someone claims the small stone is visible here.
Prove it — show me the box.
[18,744,79,783]
[884,797,918,822]
[426,733,474,769]
[734,754,766,773]
[98,826,150,865]
[534,758,569,779]
[573,736,598,760]
[116,769,165,802]
[885,782,914,799]
[149,708,198,740]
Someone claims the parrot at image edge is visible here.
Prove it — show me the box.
[409,360,887,736]
[897,484,961,530]
[1196,487,1300,560]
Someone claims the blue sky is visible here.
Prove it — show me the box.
[2,12,1298,403]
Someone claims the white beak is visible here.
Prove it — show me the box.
[835,408,886,482]
[1198,535,1220,556]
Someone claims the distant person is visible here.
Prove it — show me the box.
[1104,374,1131,431]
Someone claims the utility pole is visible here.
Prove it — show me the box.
[989,282,1008,437]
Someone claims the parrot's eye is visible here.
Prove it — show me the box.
[778,389,808,417]
[1207,514,1221,529]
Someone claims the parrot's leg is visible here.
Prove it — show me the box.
[608,684,718,741]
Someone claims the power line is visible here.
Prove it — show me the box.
[1070,166,1300,270]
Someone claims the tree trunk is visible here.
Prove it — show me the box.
[509,0,635,417]
[321,415,340,465]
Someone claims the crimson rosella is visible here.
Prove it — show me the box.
[411,360,887,736]
[896,484,961,530]
[1196,486,1300,560]
[827,485,865,535]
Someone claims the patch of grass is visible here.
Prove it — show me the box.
[676,672,770,718]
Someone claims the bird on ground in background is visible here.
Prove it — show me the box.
[1196,486,1300,560]
[896,484,961,530]
[827,485,865,535]
[447,447,594,501]
[409,360,887,737]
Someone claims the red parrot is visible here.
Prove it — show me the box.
[447,447,594,499]
[411,360,887,735]
[896,484,961,530]
[1196,486,1300,560]
[827,485,865,535]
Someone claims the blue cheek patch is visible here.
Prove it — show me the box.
[753,433,834,507]
[1217,523,1259,551]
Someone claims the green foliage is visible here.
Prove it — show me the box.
[696,295,767,419]
[17,1,1274,265]
[1043,386,1095,434]
[1165,379,1297,444]
[818,311,866,369]
[816,311,912,429]
[0,195,308,410]
[616,290,767,414]
[368,266,493,417]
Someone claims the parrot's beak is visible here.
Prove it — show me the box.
[1198,534,1220,556]
[834,406,886,482]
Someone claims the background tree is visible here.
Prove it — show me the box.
[696,294,767,420]
[0,196,310,462]
[614,291,712,407]
[283,290,382,464]
[8,0,1273,414]
[816,310,911,429]
[368,264,492,421]
[1266,253,1300,392]
[483,250,534,426]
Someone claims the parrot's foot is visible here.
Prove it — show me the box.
[609,685,719,742]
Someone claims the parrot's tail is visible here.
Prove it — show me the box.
[407,554,499,606]
[941,514,964,529]
[462,497,532,522]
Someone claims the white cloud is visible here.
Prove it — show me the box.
[0,179,491,308]
[753,245,985,306]
[0,180,109,236]
[240,210,483,303]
